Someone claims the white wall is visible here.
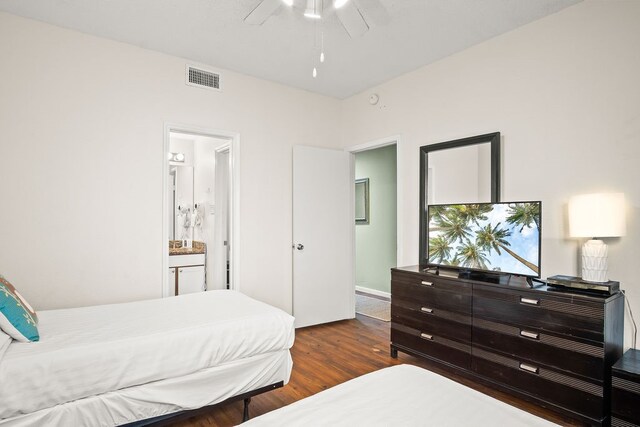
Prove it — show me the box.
[341,0,640,349]
[0,11,342,313]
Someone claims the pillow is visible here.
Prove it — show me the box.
[0,276,39,342]
[0,329,11,363]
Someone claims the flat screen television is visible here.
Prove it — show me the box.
[426,201,541,278]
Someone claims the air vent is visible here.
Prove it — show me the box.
[186,65,221,91]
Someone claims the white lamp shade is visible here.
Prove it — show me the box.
[568,193,626,238]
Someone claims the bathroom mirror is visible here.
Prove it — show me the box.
[419,132,501,266]
[169,165,194,241]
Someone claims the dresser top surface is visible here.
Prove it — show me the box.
[613,349,640,376]
[392,265,621,302]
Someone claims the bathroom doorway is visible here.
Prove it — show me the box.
[163,124,239,297]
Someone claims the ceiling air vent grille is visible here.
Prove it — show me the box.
[186,65,221,91]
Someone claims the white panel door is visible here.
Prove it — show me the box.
[293,145,354,328]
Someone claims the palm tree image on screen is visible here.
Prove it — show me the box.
[428,203,540,275]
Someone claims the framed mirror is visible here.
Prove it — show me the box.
[355,178,370,224]
[419,132,501,266]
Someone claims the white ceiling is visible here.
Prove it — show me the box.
[0,0,581,99]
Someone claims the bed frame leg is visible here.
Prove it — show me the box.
[242,397,251,422]
[390,345,398,358]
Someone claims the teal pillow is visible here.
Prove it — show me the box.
[0,276,39,342]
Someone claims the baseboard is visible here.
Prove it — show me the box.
[356,286,390,300]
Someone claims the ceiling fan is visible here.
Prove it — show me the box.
[244,0,389,38]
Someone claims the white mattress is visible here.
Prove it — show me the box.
[243,364,559,426]
[0,291,295,421]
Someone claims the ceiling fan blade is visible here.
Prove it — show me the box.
[336,1,369,38]
[244,0,282,25]
[358,0,390,26]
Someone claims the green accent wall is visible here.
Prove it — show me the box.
[355,144,397,294]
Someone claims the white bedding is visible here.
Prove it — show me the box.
[243,364,559,427]
[0,330,10,363]
[0,291,295,422]
[2,349,292,427]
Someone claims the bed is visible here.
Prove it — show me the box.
[243,364,559,426]
[0,290,295,427]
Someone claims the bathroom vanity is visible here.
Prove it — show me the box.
[169,241,206,295]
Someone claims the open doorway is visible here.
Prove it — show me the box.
[349,137,401,322]
[163,124,239,297]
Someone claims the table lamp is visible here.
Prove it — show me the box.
[568,193,626,282]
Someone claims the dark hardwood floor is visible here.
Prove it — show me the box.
[173,315,582,426]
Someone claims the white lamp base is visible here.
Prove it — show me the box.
[581,239,608,283]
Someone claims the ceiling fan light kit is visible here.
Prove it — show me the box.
[246,0,372,38]
[304,0,322,19]
[279,0,349,8]
[245,0,376,79]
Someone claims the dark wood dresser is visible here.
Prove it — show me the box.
[391,265,625,426]
[612,349,640,426]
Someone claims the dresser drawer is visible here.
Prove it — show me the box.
[392,280,471,315]
[392,302,471,343]
[392,271,471,295]
[473,319,604,380]
[612,376,640,425]
[611,386,640,425]
[474,286,605,342]
[473,348,604,421]
[612,416,640,427]
[391,322,471,370]
[612,349,640,426]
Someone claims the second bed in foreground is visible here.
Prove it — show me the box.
[243,364,559,426]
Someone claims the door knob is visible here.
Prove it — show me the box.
[296,244,304,250]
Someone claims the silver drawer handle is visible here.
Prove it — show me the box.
[520,297,539,306]
[421,281,433,287]
[520,330,539,340]
[421,307,433,314]
[420,333,433,340]
[519,363,539,374]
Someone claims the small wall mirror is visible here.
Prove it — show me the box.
[355,178,370,224]
[419,132,501,266]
